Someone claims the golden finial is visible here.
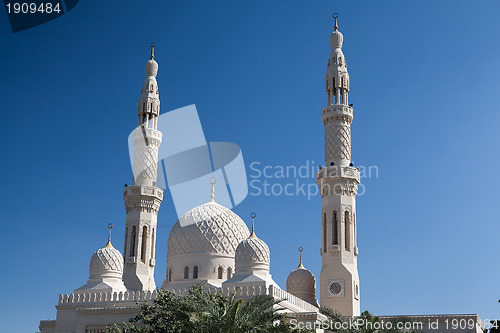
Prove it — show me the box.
[333,13,339,31]
[150,42,156,59]
[297,246,305,269]
[209,177,217,201]
[105,223,114,248]
[249,212,257,238]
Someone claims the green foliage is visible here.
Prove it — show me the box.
[320,307,420,333]
[106,284,315,333]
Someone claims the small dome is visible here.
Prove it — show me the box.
[89,243,124,280]
[286,249,319,307]
[146,59,158,77]
[167,201,250,257]
[235,237,270,265]
[330,30,343,50]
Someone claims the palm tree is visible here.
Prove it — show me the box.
[106,284,314,333]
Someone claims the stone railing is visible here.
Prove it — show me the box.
[269,285,319,313]
[59,290,159,305]
[58,285,318,313]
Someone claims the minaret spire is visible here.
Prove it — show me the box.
[150,42,155,59]
[249,212,257,238]
[297,247,305,269]
[209,177,217,201]
[105,223,113,248]
[123,44,164,291]
[318,14,360,316]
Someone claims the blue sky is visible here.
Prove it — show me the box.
[1,1,500,332]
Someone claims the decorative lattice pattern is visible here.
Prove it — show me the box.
[330,282,342,294]
[286,267,316,292]
[90,247,124,276]
[235,237,270,264]
[134,146,159,181]
[167,201,250,257]
[325,124,351,162]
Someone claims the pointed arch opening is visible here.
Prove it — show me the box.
[345,211,351,251]
[227,267,232,279]
[332,210,338,245]
[193,266,199,279]
[141,226,147,263]
[150,228,155,260]
[184,266,189,279]
[130,226,136,257]
[218,266,223,279]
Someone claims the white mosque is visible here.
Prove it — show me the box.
[39,15,485,333]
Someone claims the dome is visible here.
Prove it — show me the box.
[286,249,319,307]
[167,201,250,257]
[234,228,270,274]
[235,237,270,265]
[287,267,316,294]
[89,243,124,280]
[146,59,158,77]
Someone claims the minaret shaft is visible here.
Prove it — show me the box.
[318,16,360,316]
[122,46,163,291]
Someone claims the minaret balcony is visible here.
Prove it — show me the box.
[123,185,163,201]
[322,104,353,123]
[316,165,360,183]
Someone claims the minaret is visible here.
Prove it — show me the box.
[317,14,360,316]
[122,43,163,291]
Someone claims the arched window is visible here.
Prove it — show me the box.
[168,268,172,282]
[323,213,327,251]
[150,228,155,260]
[184,266,189,279]
[124,227,128,259]
[218,266,223,279]
[227,267,232,279]
[193,266,199,279]
[345,211,350,251]
[130,226,136,257]
[353,213,356,248]
[141,226,147,263]
[332,211,338,245]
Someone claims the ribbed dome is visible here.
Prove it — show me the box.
[329,30,343,50]
[167,201,250,257]
[236,237,270,264]
[146,59,158,77]
[89,244,124,279]
[287,267,316,293]
[286,266,319,307]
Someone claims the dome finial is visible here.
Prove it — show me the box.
[249,212,257,238]
[150,42,156,60]
[297,246,305,269]
[209,177,217,201]
[333,13,339,31]
[105,223,114,248]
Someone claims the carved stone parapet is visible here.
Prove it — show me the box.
[316,166,360,183]
[318,178,359,198]
[123,185,163,214]
[322,105,353,125]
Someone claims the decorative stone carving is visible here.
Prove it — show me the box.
[235,237,270,265]
[167,201,250,257]
[89,247,124,279]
